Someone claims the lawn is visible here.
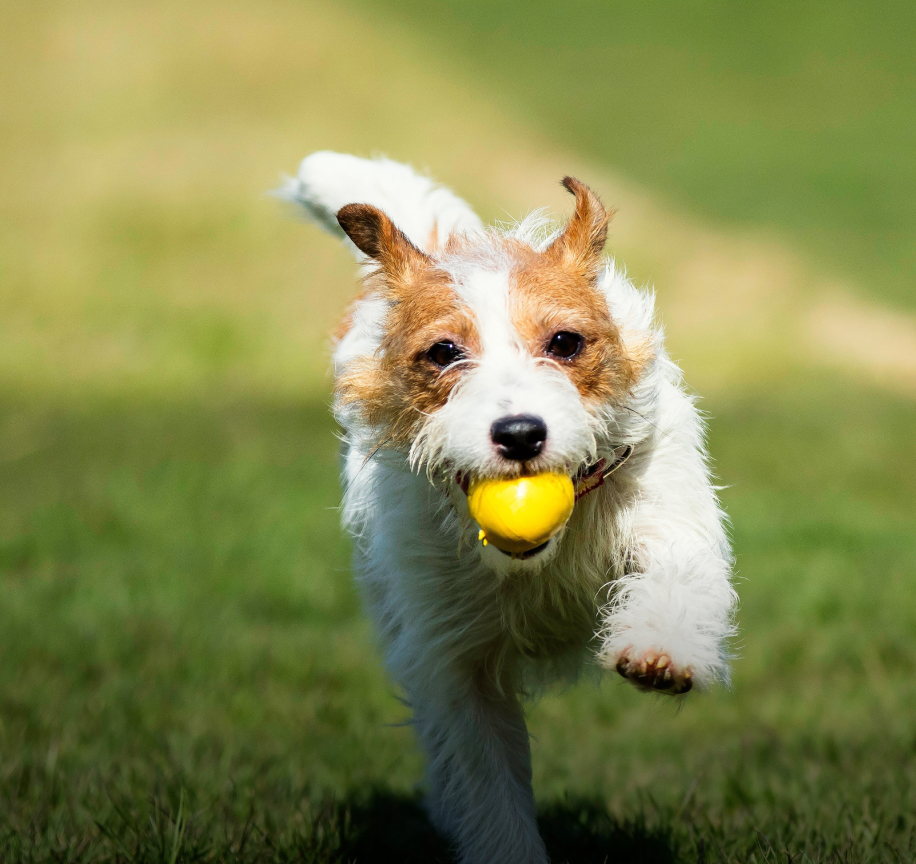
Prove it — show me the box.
[2,0,915,861]
[3,382,916,862]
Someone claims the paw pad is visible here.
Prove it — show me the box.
[615,651,692,695]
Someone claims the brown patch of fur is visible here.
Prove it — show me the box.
[336,203,482,447]
[335,204,433,345]
[335,267,480,448]
[510,178,648,400]
[544,177,614,279]
[337,203,430,279]
[509,241,645,402]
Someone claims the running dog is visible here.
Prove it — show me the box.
[278,152,736,864]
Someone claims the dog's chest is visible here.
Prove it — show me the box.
[493,561,605,660]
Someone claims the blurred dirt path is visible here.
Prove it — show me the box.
[806,296,916,397]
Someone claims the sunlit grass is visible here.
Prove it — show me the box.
[2,0,915,860]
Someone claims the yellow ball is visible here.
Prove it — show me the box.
[467,472,575,555]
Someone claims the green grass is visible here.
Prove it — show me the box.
[363,0,916,310]
[3,0,916,860]
[2,381,916,862]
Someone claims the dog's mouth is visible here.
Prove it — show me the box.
[496,539,551,559]
[453,447,633,560]
[454,451,628,500]
[451,462,596,562]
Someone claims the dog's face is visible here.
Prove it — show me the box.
[334,179,645,567]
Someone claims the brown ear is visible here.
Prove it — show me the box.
[337,203,431,280]
[545,177,612,276]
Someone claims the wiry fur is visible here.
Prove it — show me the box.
[279,152,737,864]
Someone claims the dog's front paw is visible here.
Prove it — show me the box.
[614,648,692,695]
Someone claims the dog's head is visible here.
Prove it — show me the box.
[334,178,650,568]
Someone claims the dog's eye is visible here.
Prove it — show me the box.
[426,341,465,368]
[546,331,584,360]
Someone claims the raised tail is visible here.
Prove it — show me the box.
[276,151,483,259]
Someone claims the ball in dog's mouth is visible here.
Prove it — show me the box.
[466,473,575,557]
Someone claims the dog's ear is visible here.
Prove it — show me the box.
[337,203,431,282]
[545,177,612,277]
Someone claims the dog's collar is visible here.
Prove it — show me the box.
[573,444,633,501]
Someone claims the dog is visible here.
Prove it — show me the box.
[278,152,736,864]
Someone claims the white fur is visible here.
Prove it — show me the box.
[276,151,483,258]
[282,153,736,864]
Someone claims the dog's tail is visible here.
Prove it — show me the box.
[275,151,483,259]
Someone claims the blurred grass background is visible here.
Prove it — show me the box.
[1,0,915,861]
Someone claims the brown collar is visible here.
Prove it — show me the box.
[574,444,633,500]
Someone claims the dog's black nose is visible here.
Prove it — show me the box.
[490,415,547,461]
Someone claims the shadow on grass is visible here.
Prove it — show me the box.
[340,792,676,864]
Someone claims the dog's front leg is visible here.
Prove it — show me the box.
[411,667,548,864]
[598,534,735,693]
[597,428,737,693]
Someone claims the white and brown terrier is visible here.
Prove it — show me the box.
[279,152,736,864]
